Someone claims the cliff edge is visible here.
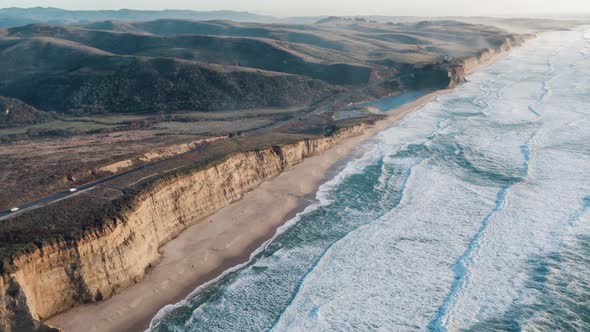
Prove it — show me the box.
[0,125,365,331]
[0,31,534,332]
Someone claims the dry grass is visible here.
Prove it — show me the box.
[0,106,312,209]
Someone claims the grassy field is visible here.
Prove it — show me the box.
[0,104,313,210]
[0,120,119,135]
[0,107,307,137]
[71,114,151,124]
[152,118,276,135]
[69,107,305,124]
[172,107,305,118]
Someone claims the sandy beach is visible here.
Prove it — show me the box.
[44,35,533,330]
[46,90,450,331]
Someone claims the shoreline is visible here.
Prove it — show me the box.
[45,35,536,332]
[46,90,450,332]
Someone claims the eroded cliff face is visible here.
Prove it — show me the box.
[0,34,535,332]
[389,35,530,93]
[0,125,364,331]
[447,65,467,88]
[447,35,533,88]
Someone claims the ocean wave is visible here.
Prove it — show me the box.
[147,141,384,331]
[149,26,590,331]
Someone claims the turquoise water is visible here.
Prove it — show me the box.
[357,91,427,112]
[149,27,590,331]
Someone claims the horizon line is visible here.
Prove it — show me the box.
[1,6,589,20]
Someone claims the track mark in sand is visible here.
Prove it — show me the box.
[430,57,549,329]
[527,80,549,117]
[568,195,590,227]
[527,105,540,117]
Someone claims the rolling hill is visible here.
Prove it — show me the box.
[0,7,275,28]
[0,18,528,115]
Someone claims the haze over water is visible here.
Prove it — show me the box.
[150,27,590,331]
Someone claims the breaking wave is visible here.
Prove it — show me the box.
[149,27,590,332]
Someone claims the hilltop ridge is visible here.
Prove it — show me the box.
[0,19,525,116]
[0,13,544,332]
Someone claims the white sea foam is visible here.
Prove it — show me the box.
[150,26,590,331]
[147,130,383,331]
[273,26,590,332]
[274,161,501,331]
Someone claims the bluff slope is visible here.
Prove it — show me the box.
[0,125,365,331]
[0,18,533,332]
[0,19,529,115]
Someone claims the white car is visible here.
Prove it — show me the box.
[10,207,19,212]
[69,188,78,192]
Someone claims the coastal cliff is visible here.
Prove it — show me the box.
[447,65,467,88]
[0,125,364,331]
[446,35,532,88]
[387,35,530,93]
[0,33,534,332]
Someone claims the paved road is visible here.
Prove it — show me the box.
[0,157,183,221]
[0,92,365,222]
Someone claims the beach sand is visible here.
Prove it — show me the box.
[43,35,532,330]
[46,90,449,332]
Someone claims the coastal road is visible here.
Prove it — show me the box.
[0,91,375,222]
[0,156,189,222]
[0,168,130,221]
[0,134,235,221]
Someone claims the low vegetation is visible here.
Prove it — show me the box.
[0,19,519,116]
[0,112,381,272]
[0,15,540,274]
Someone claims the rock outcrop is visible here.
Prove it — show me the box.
[0,125,363,331]
[446,34,533,88]
[0,33,535,332]
[0,96,52,128]
[447,65,467,88]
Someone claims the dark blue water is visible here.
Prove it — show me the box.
[149,27,590,332]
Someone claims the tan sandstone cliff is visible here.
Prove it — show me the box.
[0,33,534,332]
[447,35,533,88]
[0,125,364,331]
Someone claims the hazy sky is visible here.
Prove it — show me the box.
[1,0,589,17]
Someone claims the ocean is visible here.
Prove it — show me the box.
[149,27,590,331]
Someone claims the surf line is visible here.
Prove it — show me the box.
[428,132,536,331]
[427,186,510,331]
[269,159,424,331]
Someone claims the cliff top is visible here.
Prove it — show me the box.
[0,114,380,275]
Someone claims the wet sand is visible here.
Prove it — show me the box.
[46,90,450,332]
